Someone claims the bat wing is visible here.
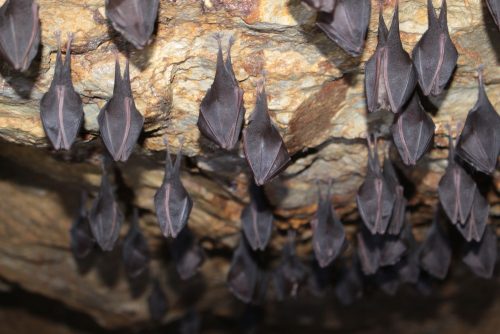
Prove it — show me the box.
[391,93,435,166]
[301,0,336,12]
[454,189,489,242]
[171,227,205,280]
[148,280,168,321]
[356,229,381,275]
[419,218,451,280]
[105,0,159,49]
[122,211,150,278]
[462,225,497,279]
[241,183,273,251]
[396,225,421,284]
[227,238,258,303]
[438,165,476,224]
[70,192,95,259]
[0,0,40,72]
[379,234,407,267]
[382,157,408,235]
[486,0,500,29]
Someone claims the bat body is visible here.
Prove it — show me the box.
[395,225,420,284]
[391,93,435,165]
[198,35,245,150]
[148,280,168,321]
[98,58,144,162]
[171,226,205,280]
[486,0,500,29]
[311,182,346,268]
[357,135,395,235]
[412,0,458,96]
[70,191,95,259]
[105,0,159,49]
[241,182,273,251]
[274,232,307,298]
[154,143,193,239]
[316,0,371,57]
[365,5,417,113]
[122,209,150,278]
[89,165,123,252]
[454,188,488,242]
[456,69,500,174]
[227,236,258,303]
[382,156,407,235]
[40,34,84,151]
[301,0,336,12]
[0,0,40,72]
[462,225,497,279]
[419,212,451,280]
[243,80,290,186]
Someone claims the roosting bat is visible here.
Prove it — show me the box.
[419,211,451,280]
[454,188,489,242]
[89,162,123,252]
[227,236,258,303]
[0,0,40,72]
[105,0,159,49]
[40,33,84,151]
[391,93,435,166]
[98,57,144,162]
[148,280,168,321]
[438,127,476,225]
[311,181,346,268]
[334,258,363,305]
[274,231,307,298]
[122,209,150,278]
[382,154,407,235]
[307,260,333,297]
[198,35,245,150]
[462,224,497,279]
[70,191,95,259]
[154,141,193,239]
[365,3,417,113]
[486,0,500,29]
[455,68,500,175]
[171,226,205,280]
[252,270,270,304]
[242,79,290,186]
[301,0,336,12]
[316,0,371,57]
[395,224,421,284]
[412,0,458,96]
[357,134,395,235]
[241,182,274,251]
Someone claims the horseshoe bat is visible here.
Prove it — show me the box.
[454,188,489,242]
[382,153,407,235]
[148,280,168,321]
[396,224,421,284]
[275,231,307,298]
[419,211,451,280]
[227,236,258,303]
[241,182,274,251]
[70,191,95,259]
[301,0,336,12]
[462,224,497,279]
[171,226,205,280]
[123,209,150,278]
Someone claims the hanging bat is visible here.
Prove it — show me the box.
[251,269,270,304]
[396,224,421,284]
[419,211,451,280]
[454,188,488,242]
[378,233,407,267]
[486,0,500,29]
[198,35,245,150]
[334,258,363,305]
[462,224,497,279]
[241,181,274,251]
[122,209,150,278]
[357,134,395,235]
[171,226,205,280]
[0,0,40,72]
[70,191,95,259]
[154,141,193,239]
[105,0,159,49]
[88,161,123,252]
[40,33,84,151]
[356,227,381,275]
[242,79,290,186]
[148,279,168,321]
[227,236,258,303]
[438,126,476,224]
[311,181,346,268]
[316,0,371,57]
[391,93,435,166]
[412,0,458,96]
[455,68,500,175]
[382,153,407,235]
[275,231,307,298]
[301,0,336,12]
[365,3,417,113]
[98,56,144,162]
[307,260,333,297]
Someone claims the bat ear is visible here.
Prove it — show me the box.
[64,33,74,68]
[377,5,389,44]
[477,65,487,99]
[173,138,185,173]
[162,137,174,175]
[438,0,448,27]
[426,0,439,26]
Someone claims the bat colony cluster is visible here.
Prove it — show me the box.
[0,0,499,320]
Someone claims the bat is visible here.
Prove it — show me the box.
[438,127,476,224]
[378,233,407,267]
[242,78,290,186]
[311,181,346,268]
[412,0,458,96]
[0,0,40,72]
[316,0,371,57]
[375,266,400,296]
[122,209,150,278]
[455,68,500,175]
[98,56,144,162]
[462,224,497,279]
[105,0,159,49]
[307,260,333,297]
[396,225,421,284]
[148,279,168,321]
[227,236,258,303]
[419,211,451,280]
[154,141,193,238]
[365,3,417,113]
[171,226,205,280]
[334,258,363,305]
[241,181,274,251]
[275,231,307,298]
[70,191,95,259]
[454,188,488,242]
[391,93,435,166]
[198,35,245,151]
[40,33,84,151]
[251,269,270,304]
[382,153,407,235]
[356,134,395,235]
[301,0,336,12]
[88,161,123,252]
[486,0,500,29]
